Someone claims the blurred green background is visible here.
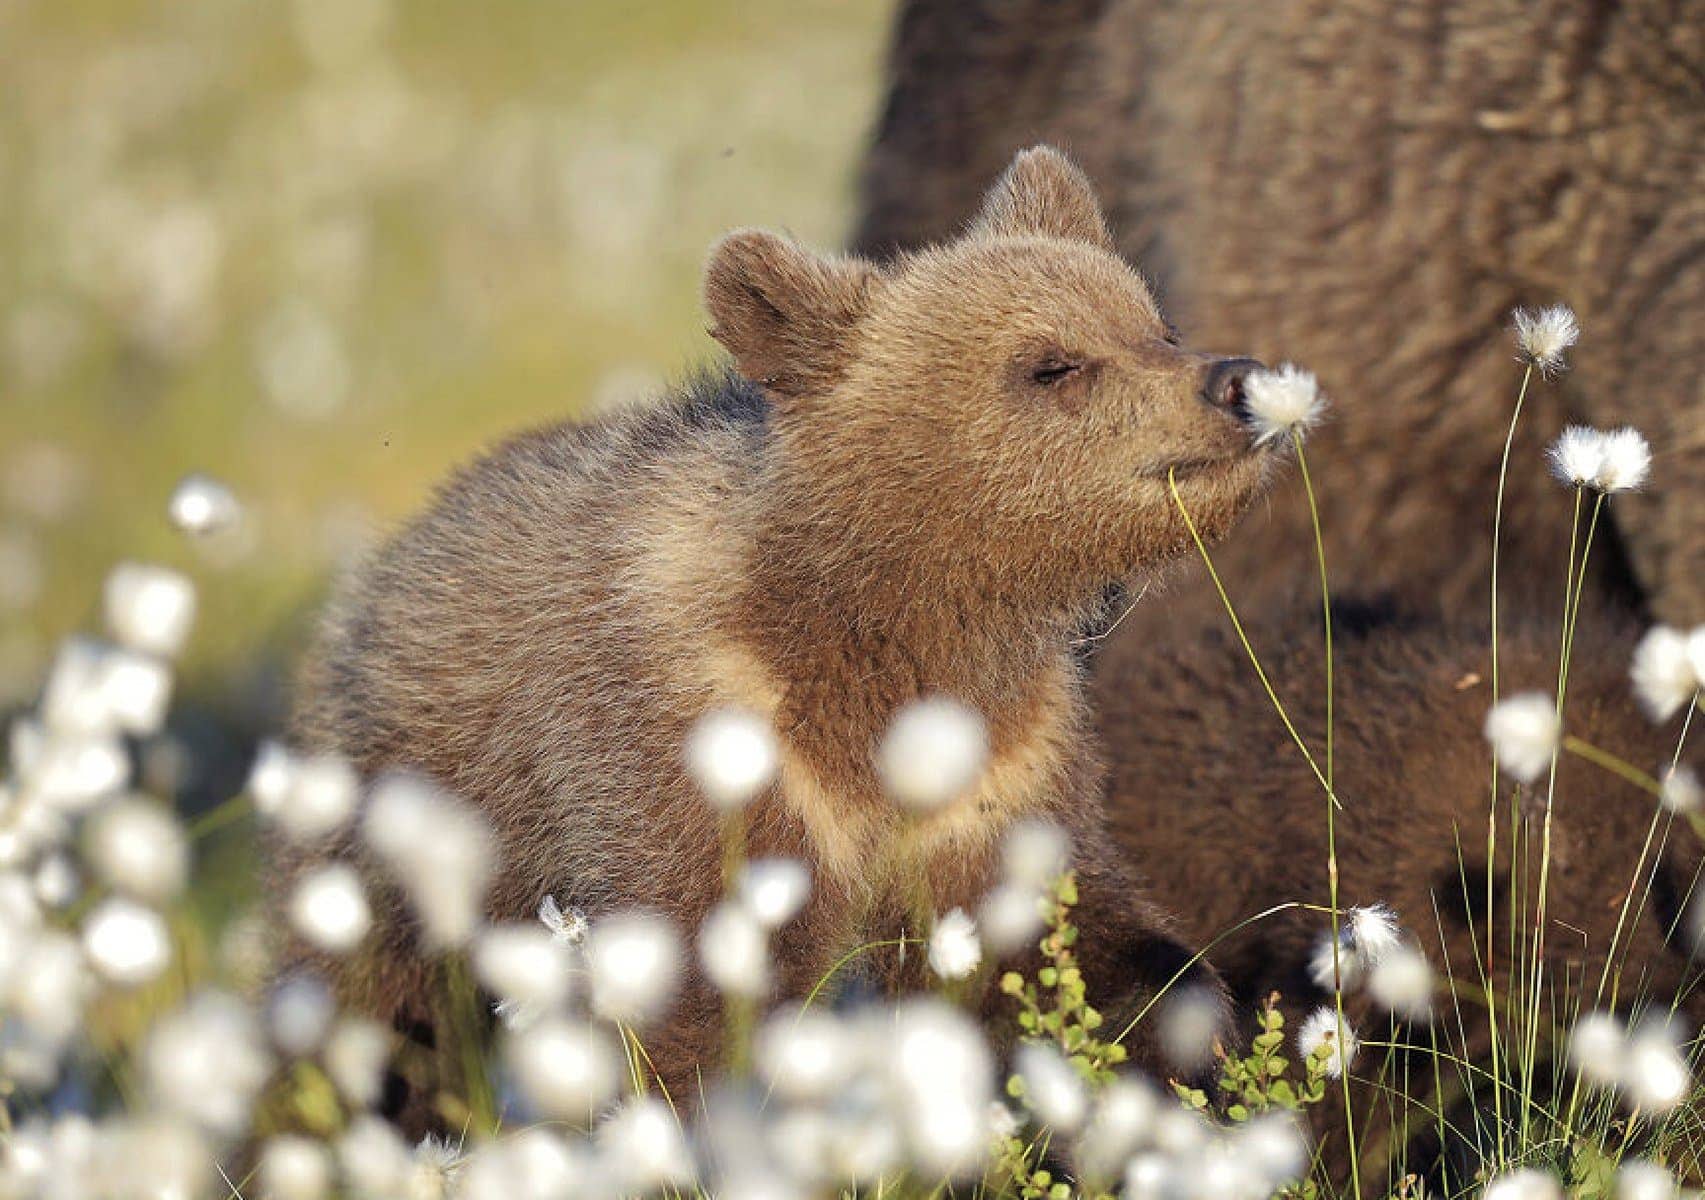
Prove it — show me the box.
[0,0,893,730]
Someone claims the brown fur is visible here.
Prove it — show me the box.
[1100,604,1705,1188]
[853,0,1705,636]
[284,148,1284,1128]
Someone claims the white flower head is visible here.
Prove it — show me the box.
[142,991,273,1137]
[474,922,574,1016]
[1485,1167,1564,1200]
[1368,943,1435,1020]
[737,857,811,930]
[1001,819,1071,890]
[267,974,336,1058]
[1074,1078,1160,1184]
[260,1134,334,1200]
[927,908,982,981]
[1484,692,1561,783]
[42,637,172,739]
[1659,765,1702,815]
[1624,1019,1691,1113]
[1631,626,1700,722]
[755,1006,854,1102]
[323,1018,391,1109]
[698,899,770,999]
[1687,627,1705,687]
[505,1017,621,1124]
[1547,425,1604,488]
[596,1097,696,1192]
[1155,986,1223,1072]
[103,563,197,659]
[875,695,988,812]
[1616,1159,1678,1200]
[1595,427,1651,494]
[255,750,359,842]
[289,864,372,955]
[684,707,777,811]
[8,931,94,1045]
[587,911,680,1024]
[884,999,996,1177]
[1309,930,1366,991]
[84,796,189,902]
[361,772,493,949]
[338,1115,412,1200]
[1014,1041,1089,1132]
[168,473,242,537]
[1568,1011,1627,1089]
[978,883,1047,956]
[1298,1006,1358,1079]
[83,896,172,986]
[1243,362,1325,447]
[1512,304,1580,375]
[537,894,589,946]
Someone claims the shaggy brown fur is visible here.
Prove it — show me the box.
[853,0,1705,637]
[286,148,1285,1128]
[1100,604,1704,1188]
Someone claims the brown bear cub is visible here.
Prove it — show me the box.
[289,146,1284,1121]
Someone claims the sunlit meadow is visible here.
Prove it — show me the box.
[2,3,1704,1199]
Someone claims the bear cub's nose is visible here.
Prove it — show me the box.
[1201,356,1264,420]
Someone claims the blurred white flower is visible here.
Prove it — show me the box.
[927,908,982,981]
[737,857,811,929]
[1298,1006,1358,1079]
[1486,1167,1564,1200]
[17,724,129,813]
[1125,1152,1182,1200]
[1001,819,1070,890]
[597,1097,696,1192]
[8,930,93,1046]
[338,1115,412,1200]
[1624,1020,1691,1113]
[1074,1077,1159,1183]
[1156,984,1223,1072]
[84,796,189,902]
[755,1006,853,1102]
[32,851,81,910]
[587,911,680,1024]
[1548,425,1604,488]
[1014,1041,1088,1133]
[82,896,171,986]
[885,999,995,1177]
[324,1017,390,1109]
[410,1135,465,1198]
[1484,692,1560,783]
[103,563,196,659]
[267,974,336,1057]
[260,1134,334,1200]
[875,696,988,812]
[1244,363,1325,447]
[978,883,1046,956]
[1659,765,1702,815]
[1512,304,1579,375]
[255,297,351,419]
[476,922,574,1022]
[105,1117,216,1200]
[1570,1012,1629,1089]
[1632,626,1700,722]
[1236,1114,1311,1192]
[698,899,770,999]
[143,991,273,1137]
[1595,427,1652,494]
[251,746,359,841]
[1368,943,1435,1019]
[1616,1159,1678,1200]
[42,637,173,738]
[684,707,778,810]
[538,893,589,946]
[168,473,242,537]
[1688,627,1705,688]
[362,772,493,948]
[289,863,372,955]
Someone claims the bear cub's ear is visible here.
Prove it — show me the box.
[704,230,877,401]
[973,145,1114,252]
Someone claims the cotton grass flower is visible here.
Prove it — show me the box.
[167,473,242,536]
[1309,903,1401,990]
[474,922,574,1016]
[698,899,770,999]
[1484,692,1560,783]
[1595,427,1652,493]
[875,696,988,812]
[82,896,171,985]
[1156,985,1223,1071]
[1512,304,1579,376]
[1368,943,1435,1019]
[538,893,589,945]
[1548,425,1605,488]
[1014,1041,1089,1132]
[684,707,778,810]
[250,745,359,841]
[885,999,996,1176]
[289,863,372,954]
[102,563,196,658]
[1001,818,1070,889]
[260,1134,334,1200]
[978,882,1046,956]
[1242,362,1325,447]
[338,1115,413,1200]
[1074,1078,1160,1184]
[1616,1160,1678,1200]
[587,910,680,1024]
[756,1007,854,1102]
[267,974,336,1058]
[142,991,273,1137]
[1485,1167,1564,1200]
[505,1017,622,1123]
[1569,1011,1628,1089]
[83,796,189,902]
[1659,765,1702,815]
[1297,1006,1358,1079]
[597,1097,696,1192]
[737,857,811,929]
[1631,626,1700,721]
[362,772,493,948]
[1624,1020,1692,1113]
[42,637,173,738]
[323,1018,391,1109]
[927,907,981,981]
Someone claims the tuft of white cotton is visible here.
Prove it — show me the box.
[289,864,371,955]
[82,896,171,986]
[249,746,359,842]
[1484,692,1560,783]
[362,772,493,949]
[737,857,811,930]
[587,911,680,1024]
[1297,1006,1358,1079]
[537,894,589,946]
[1616,1160,1678,1200]
[142,991,274,1137]
[84,797,189,902]
[1311,904,1403,991]
[1156,985,1223,1071]
[1631,626,1700,722]
[338,1115,413,1200]
[267,974,336,1058]
[927,908,982,981]
[1348,904,1401,957]
[504,1017,621,1123]
[1569,1011,1627,1089]
[1074,1078,1160,1184]
[684,707,778,810]
[978,883,1047,956]
[698,899,770,999]
[1548,425,1604,488]
[260,1134,333,1200]
[1624,1020,1691,1113]
[884,999,996,1177]
[1687,627,1705,688]
[1243,362,1325,447]
[1660,765,1702,815]
[756,1007,854,1102]
[1001,819,1071,889]
[875,696,988,812]
[1014,1041,1089,1133]
[1512,304,1579,375]
[323,1018,390,1110]
[168,473,242,537]
[597,1097,697,1192]
[1309,931,1365,991]
[103,563,197,659]
[1368,943,1435,1019]
[42,638,174,739]
[8,931,94,1045]
[1486,1167,1564,1200]
[1595,427,1651,494]
[474,922,574,1017]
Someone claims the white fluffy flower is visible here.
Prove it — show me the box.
[1014,1041,1089,1133]
[8,931,94,1045]
[250,746,359,842]
[505,1017,622,1123]
[1616,1160,1678,1200]
[1243,362,1325,446]
[537,894,589,946]
[1156,985,1223,1071]
[1512,304,1579,375]
[267,974,335,1058]
[1659,765,1702,815]
[82,896,171,986]
[324,1018,390,1110]
[84,797,189,902]
[42,638,173,739]
[1484,692,1560,783]
[1547,426,1604,488]
[1569,1011,1627,1089]
[927,908,982,981]
[475,922,574,1017]
[168,473,242,536]
[1624,1020,1691,1113]
[362,773,493,949]
[260,1134,333,1200]
[978,883,1046,956]
[1074,1078,1159,1183]
[143,991,273,1137]
[684,707,778,810]
[1001,819,1070,889]
[587,911,680,1024]
[1368,943,1435,1019]
[1595,427,1652,493]
[756,1007,854,1102]
[875,696,988,812]
[885,1000,996,1177]
[1485,1167,1564,1200]
[597,1097,696,1192]
[737,858,811,930]
[289,864,371,955]
[1297,1006,1358,1079]
[1631,626,1700,722]
[338,1115,412,1200]
[698,899,770,999]
[103,563,197,659]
